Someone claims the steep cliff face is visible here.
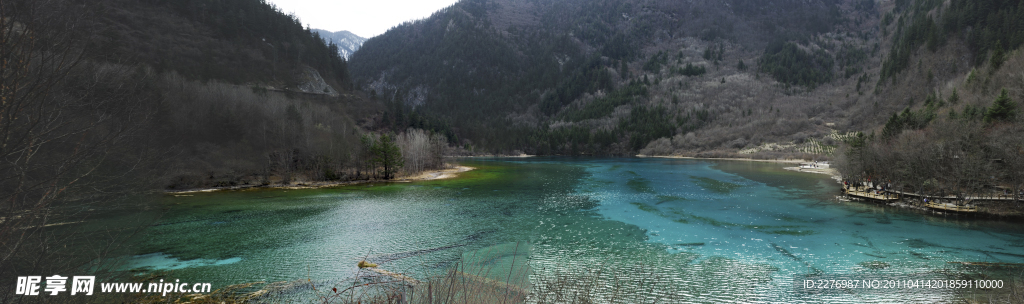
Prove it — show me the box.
[296,67,340,97]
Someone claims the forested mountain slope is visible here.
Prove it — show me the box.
[85,0,350,88]
[74,0,393,188]
[834,0,1024,204]
[350,0,1023,158]
[1,0,403,196]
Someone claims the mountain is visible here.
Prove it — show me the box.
[349,0,872,154]
[314,29,368,59]
[82,0,351,90]
[349,0,1024,158]
[2,0,400,193]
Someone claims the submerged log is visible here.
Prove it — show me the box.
[452,270,528,296]
[365,267,421,285]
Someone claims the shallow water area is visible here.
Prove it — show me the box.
[126,158,1024,303]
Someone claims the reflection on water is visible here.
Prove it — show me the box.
[128,158,1024,303]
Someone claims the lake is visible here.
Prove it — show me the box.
[126,158,1024,303]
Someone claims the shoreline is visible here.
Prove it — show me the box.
[782,166,841,180]
[166,166,475,195]
[637,155,811,164]
[639,155,841,178]
[453,154,535,158]
[655,155,1024,217]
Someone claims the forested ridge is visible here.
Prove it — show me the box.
[348,0,1023,167]
[31,0,454,190]
[349,0,881,155]
[83,0,350,87]
[1,0,446,294]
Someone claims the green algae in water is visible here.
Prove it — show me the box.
[689,213,741,228]
[582,179,615,192]
[631,202,692,224]
[875,215,893,224]
[655,195,688,205]
[863,253,886,259]
[564,195,600,210]
[630,202,659,213]
[626,177,654,193]
[671,218,691,224]
[767,229,816,236]
[666,210,691,223]
[904,239,939,249]
[140,193,336,261]
[776,215,811,223]
[685,213,797,230]
[630,202,810,233]
[690,176,741,194]
[771,242,801,261]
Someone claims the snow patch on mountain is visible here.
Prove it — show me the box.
[313,29,367,59]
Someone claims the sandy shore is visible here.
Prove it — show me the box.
[456,154,535,158]
[782,166,840,179]
[397,166,475,181]
[167,166,476,194]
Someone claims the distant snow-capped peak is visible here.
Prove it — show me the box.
[313,29,367,59]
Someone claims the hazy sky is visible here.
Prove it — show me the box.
[265,0,461,38]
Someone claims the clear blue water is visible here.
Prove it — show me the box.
[126,158,1024,303]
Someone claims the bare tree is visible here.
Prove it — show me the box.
[397,128,449,174]
[1,1,156,300]
[398,129,430,174]
[989,123,1024,205]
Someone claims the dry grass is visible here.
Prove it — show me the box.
[949,266,1024,304]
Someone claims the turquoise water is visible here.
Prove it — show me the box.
[127,158,1024,303]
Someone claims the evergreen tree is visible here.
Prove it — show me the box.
[368,133,404,179]
[882,112,904,140]
[619,60,629,79]
[985,89,1017,123]
[991,41,1006,70]
[362,133,405,179]
[758,41,834,87]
